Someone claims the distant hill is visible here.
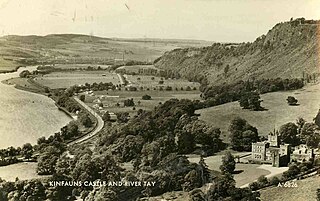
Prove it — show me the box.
[154,18,320,86]
[0,34,212,72]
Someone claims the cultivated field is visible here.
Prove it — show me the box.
[260,175,320,201]
[126,74,200,89]
[85,90,201,116]
[50,64,111,70]
[117,65,158,74]
[197,83,320,141]
[34,71,120,88]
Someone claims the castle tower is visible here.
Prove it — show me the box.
[268,132,279,147]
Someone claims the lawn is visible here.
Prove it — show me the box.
[187,153,273,187]
[34,71,121,88]
[260,175,320,201]
[197,83,320,141]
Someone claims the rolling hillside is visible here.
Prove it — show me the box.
[196,82,320,141]
[155,18,320,85]
[0,34,212,72]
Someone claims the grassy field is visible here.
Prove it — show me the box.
[84,90,201,117]
[34,71,121,88]
[0,162,48,182]
[2,77,45,94]
[197,83,320,141]
[126,74,200,89]
[117,64,158,73]
[50,64,111,70]
[0,57,21,72]
[260,175,320,201]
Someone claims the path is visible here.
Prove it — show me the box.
[117,73,126,86]
[68,97,104,146]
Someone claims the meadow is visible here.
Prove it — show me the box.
[0,162,48,182]
[196,83,320,141]
[0,57,21,72]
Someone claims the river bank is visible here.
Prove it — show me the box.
[0,66,73,149]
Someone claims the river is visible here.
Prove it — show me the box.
[0,66,72,149]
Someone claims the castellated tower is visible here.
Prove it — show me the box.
[268,132,279,147]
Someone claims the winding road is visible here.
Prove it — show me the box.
[68,97,104,146]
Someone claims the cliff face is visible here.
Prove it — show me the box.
[155,19,320,85]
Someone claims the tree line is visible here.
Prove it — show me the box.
[198,78,304,109]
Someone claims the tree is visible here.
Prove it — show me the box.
[124,98,135,107]
[189,189,205,201]
[257,175,268,187]
[282,164,300,179]
[198,156,211,185]
[22,143,33,160]
[19,70,31,78]
[314,109,320,127]
[102,112,111,122]
[269,176,280,186]
[238,92,263,111]
[279,122,299,146]
[142,94,152,100]
[116,112,129,123]
[79,95,85,102]
[177,131,195,154]
[287,96,298,105]
[79,113,93,128]
[229,117,259,151]
[207,173,235,199]
[300,123,320,148]
[220,152,235,174]
[317,188,320,201]
[37,145,64,175]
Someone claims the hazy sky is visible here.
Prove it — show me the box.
[0,0,319,42]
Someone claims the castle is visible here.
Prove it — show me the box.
[251,132,290,167]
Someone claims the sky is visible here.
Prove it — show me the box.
[0,0,319,42]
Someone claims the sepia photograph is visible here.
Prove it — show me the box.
[0,0,319,200]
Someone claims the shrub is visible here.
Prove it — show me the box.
[142,94,152,100]
[287,96,298,105]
